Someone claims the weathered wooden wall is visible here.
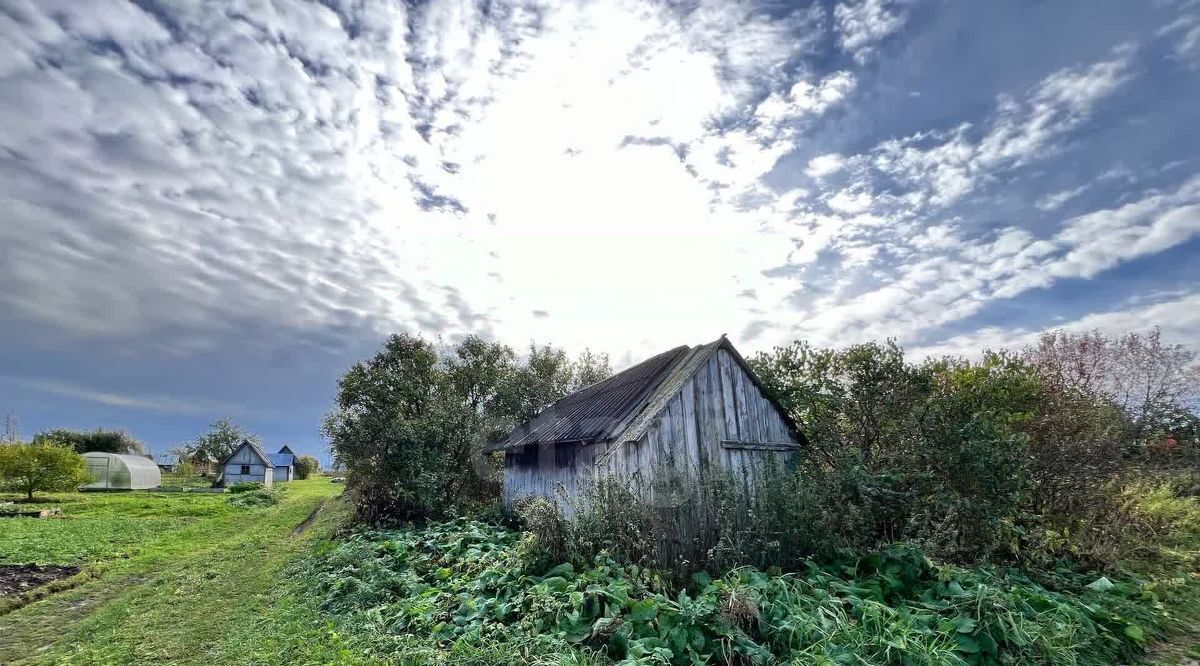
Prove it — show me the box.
[502,348,798,513]
[596,348,797,493]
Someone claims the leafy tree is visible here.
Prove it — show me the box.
[441,336,518,503]
[182,418,259,464]
[571,349,613,390]
[495,343,576,422]
[32,428,146,455]
[750,340,929,467]
[324,333,447,522]
[0,441,91,500]
[294,455,320,480]
[325,333,608,522]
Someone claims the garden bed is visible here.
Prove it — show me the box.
[0,564,80,597]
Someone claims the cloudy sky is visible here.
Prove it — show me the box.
[2,0,1199,459]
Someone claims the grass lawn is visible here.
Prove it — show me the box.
[0,479,344,665]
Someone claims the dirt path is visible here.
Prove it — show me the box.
[291,498,328,536]
[0,483,341,665]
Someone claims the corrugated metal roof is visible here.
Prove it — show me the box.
[485,344,691,451]
[270,453,294,468]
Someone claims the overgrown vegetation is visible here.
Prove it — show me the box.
[298,518,1198,665]
[228,483,287,507]
[294,454,320,479]
[304,326,1200,664]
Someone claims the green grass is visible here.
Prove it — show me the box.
[0,479,343,665]
[0,491,239,565]
[159,472,217,488]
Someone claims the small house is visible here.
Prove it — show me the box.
[217,439,274,487]
[270,446,295,483]
[82,452,162,490]
[486,335,805,512]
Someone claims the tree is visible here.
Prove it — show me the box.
[183,418,259,464]
[0,441,91,500]
[323,333,447,522]
[571,349,613,390]
[294,455,320,480]
[750,339,929,466]
[2,412,18,443]
[325,333,605,522]
[441,336,518,503]
[33,429,146,455]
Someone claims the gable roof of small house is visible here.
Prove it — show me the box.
[219,439,274,469]
[485,336,804,452]
[270,453,294,468]
[278,445,296,456]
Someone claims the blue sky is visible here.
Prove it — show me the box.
[1,0,1198,461]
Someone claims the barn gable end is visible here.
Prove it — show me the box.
[493,336,804,511]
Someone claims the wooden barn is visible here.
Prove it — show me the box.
[486,336,805,512]
[216,439,275,487]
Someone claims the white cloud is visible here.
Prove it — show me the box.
[834,0,906,64]
[912,291,1200,359]
[1036,185,1089,211]
[806,152,847,178]
[0,0,850,361]
[0,0,1191,378]
[0,375,246,416]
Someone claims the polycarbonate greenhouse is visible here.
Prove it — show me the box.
[82,452,162,490]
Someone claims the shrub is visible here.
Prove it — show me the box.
[293,455,319,480]
[0,441,91,500]
[227,481,263,494]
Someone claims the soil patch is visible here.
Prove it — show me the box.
[0,564,81,597]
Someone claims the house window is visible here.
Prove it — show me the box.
[240,464,251,475]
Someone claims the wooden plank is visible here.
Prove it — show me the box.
[716,351,744,494]
[720,440,804,451]
[669,393,686,476]
[681,377,700,479]
[718,351,739,440]
[733,366,761,491]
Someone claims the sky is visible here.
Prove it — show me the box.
[1,0,1199,461]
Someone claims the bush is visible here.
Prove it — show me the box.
[293,455,319,480]
[227,481,263,494]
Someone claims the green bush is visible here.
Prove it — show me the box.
[227,481,263,494]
